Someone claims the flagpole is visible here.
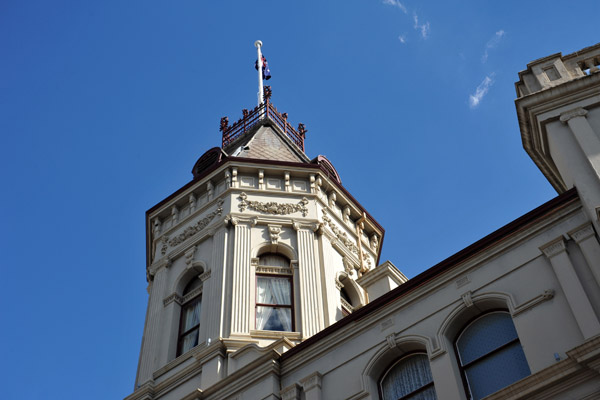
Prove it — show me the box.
[255,40,264,107]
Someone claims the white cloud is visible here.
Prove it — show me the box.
[382,0,407,13]
[398,35,407,44]
[481,30,505,63]
[469,75,495,108]
[413,13,430,39]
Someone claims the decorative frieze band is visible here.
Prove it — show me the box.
[161,199,224,255]
[238,192,309,216]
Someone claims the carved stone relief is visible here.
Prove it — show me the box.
[238,192,308,216]
[161,198,224,255]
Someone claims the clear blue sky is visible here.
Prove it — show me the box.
[1,1,598,399]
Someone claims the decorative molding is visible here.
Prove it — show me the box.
[163,292,183,307]
[207,180,214,200]
[380,318,394,331]
[342,206,351,223]
[300,371,322,392]
[162,199,224,254]
[171,205,179,224]
[513,289,555,316]
[560,107,588,123]
[540,237,567,258]
[189,193,197,213]
[268,224,282,244]
[183,285,203,303]
[280,384,301,400]
[153,218,162,236]
[386,334,397,349]
[185,246,197,266]
[341,297,354,312]
[461,291,474,308]
[255,266,293,275]
[369,234,379,251]
[569,223,595,243]
[199,270,211,282]
[258,170,264,190]
[284,172,291,192]
[328,191,337,208]
[322,210,359,255]
[455,275,470,288]
[238,192,308,216]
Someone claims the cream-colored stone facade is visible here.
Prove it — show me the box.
[126,43,600,400]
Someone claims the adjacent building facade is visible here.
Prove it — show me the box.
[125,43,600,400]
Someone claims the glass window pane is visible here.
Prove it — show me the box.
[256,306,292,331]
[464,341,530,400]
[182,298,201,331]
[457,312,518,365]
[181,329,199,353]
[257,276,291,305]
[381,354,437,400]
[406,386,437,400]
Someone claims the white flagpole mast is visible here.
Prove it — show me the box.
[255,40,264,107]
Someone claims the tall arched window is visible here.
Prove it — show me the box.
[255,253,293,331]
[455,311,530,400]
[177,278,202,356]
[380,353,437,400]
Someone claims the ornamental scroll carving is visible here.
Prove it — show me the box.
[238,192,308,216]
[161,199,224,255]
[322,210,372,269]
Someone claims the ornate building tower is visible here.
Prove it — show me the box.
[127,87,406,399]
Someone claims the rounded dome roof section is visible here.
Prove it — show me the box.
[191,147,225,179]
[313,155,342,184]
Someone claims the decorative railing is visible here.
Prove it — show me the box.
[220,86,306,152]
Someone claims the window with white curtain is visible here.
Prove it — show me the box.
[256,275,293,331]
[176,278,202,356]
[455,311,530,400]
[380,353,437,400]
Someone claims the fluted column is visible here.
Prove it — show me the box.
[295,225,324,338]
[570,223,600,287]
[205,227,229,341]
[560,108,600,178]
[540,237,600,339]
[230,220,252,334]
[137,259,170,385]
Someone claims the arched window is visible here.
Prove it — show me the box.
[177,278,202,356]
[380,353,437,400]
[340,287,353,316]
[455,311,530,400]
[255,253,293,331]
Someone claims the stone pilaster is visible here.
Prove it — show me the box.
[569,223,600,287]
[137,259,171,385]
[300,372,322,400]
[205,227,228,341]
[540,237,600,339]
[281,383,302,400]
[296,226,324,337]
[230,220,252,334]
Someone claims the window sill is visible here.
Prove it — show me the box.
[250,330,302,340]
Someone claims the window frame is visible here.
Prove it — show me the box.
[176,281,202,357]
[255,273,295,332]
[378,351,436,400]
[453,310,528,400]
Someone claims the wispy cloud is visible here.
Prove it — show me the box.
[413,13,430,39]
[398,35,407,44]
[382,0,407,13]
[481,30,505,63]
[469,75,495,108]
